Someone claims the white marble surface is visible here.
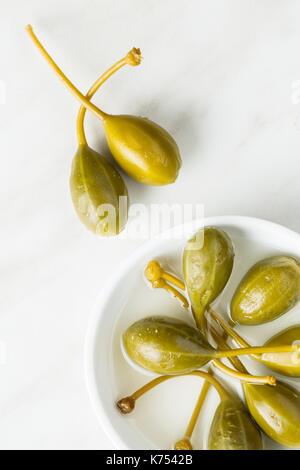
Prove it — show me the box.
[2,0,300,449]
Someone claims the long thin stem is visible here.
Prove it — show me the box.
[132,371,227,400]
[185,380,211,439]
[116,370,228,414]
[162,271,186,290]
[174,380,211,450]
[207,306,250,349]
[76,48,141,145]
[209,325,275,384]
[153,278,189,308]
[214,344,299,358]
[145,260,276,385]
[212,349,275,385]
[209,324,249,374]
[26,25,107,121]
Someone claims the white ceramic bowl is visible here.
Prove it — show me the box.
[85,216,300,450]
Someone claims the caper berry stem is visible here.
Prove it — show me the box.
[184,380,211,438]
[162,272,186,290]
[136,370,227,399]
[76,48,142,145]
[214,344,300,358]
[209,324,249,374]
[145,260,277,386]
[174,380,211,451]
[152,278,189,308]
[207,306,250,349]
[213,353,275,385]
[209,323,276,384]
[161,280,189,308]
[117,371,228,415]
[145,261,186,291]
[25,25,107,121]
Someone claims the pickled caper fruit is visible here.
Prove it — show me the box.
[123,316,213,374]
[243,381,300,448]
[208,396,262,450]
[104,115,181,185]
[70,145,128,235]
[183,227,234,331]
[26,25,181,186]
[123,316,298,375]
[231,256,300,325]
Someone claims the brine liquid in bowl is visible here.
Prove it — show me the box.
[88,217,300,450]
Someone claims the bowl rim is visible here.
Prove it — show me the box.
[84,215,300,449]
